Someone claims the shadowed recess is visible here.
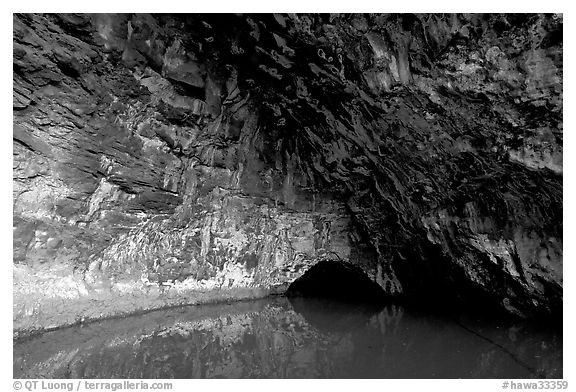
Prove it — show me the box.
[286,260,388,302]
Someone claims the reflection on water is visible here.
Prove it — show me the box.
[13,296,562,379]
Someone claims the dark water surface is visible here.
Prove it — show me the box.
[13,296,562,379]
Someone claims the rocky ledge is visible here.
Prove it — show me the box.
[13,13,562,336]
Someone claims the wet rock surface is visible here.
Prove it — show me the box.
[13,13,562,334]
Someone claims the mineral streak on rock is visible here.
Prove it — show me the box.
[13,13,562,335]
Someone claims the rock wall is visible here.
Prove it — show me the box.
[13,13,562,334]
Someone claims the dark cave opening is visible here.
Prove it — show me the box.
[285,260,388,303]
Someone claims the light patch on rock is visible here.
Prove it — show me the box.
[86,178,120,219]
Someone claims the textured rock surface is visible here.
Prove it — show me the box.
[13,13,562,334]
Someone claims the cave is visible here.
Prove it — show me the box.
[12,12,563,379]
[286,260,388,302]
